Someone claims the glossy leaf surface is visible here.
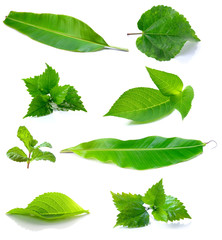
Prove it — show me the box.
[61,136,205,170]
[136,5,200,61]
[7,192,89,220]
[104,88,174,123]
[4,11,127,52]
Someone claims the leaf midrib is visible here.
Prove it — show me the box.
[70,143,205,152]
[6,16,108,47]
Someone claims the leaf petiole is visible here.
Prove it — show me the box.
[127,33,142,36]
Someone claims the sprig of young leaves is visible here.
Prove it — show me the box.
[128,5,200,61]
[23,64,86,118]
[105,67,194,123]
[7,126,55,168]
[111,179,191,228]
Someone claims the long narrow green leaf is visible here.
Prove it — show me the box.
[61,136,206,170]
[4,11,128,52]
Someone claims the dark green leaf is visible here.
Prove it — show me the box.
[57,86,86,112]
[171,86,194,119]
[6,147,28,162]
[7,192,89,220]
[146,67,183,96]
[4,11,127,52]
[24,95,53,118]
[163,195,191,221]
[111,192,149,228]
[143,179,165,207]
[104,88,174,123]
[61,136,205,170]
[136,5,200,61]
[31,148,56,162]
[17,126,38,152]
[50,85,70,105]
[22,76,42,97]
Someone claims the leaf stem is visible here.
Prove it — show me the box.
[127,33,142,36]
[27,152,31,169]
[107,46,129,52]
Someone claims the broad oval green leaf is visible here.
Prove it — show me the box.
[136,5,200,61]
[6,147,29,162]
[61,136,206,170]
[104,88,174,123]
[31,148,56,162]
[4,11,127,52]
[7,192,89,220]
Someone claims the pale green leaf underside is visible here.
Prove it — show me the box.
[136,5,200,61]
[4,11,127,52]
[37,142,52,148]
[146,67,183,96]
[61,136,205,170]
[104,88,174,123]
[7,192,89,220]
[31,148,56,162]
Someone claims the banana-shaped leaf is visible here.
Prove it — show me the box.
[4,11,128,52]
[7,192,89,220]
[61,136,206,170]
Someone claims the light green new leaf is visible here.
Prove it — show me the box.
[37,142,52,148]
[50,85,70,105]
[6,147,29,162]
[17,126,38,152]
[7,192,89,220]
[104,88,174,123]
[143,179,165,207]
[136,5,200,61]
[4,11,127,52]
[146,67,183,96]
[24,95,53,118]
[61,136,205,170]
[152,207,168,222]
[32,148,56,162]
[171,86,194,119]
[163,195,191,221]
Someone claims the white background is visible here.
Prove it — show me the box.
[0,0,221,239]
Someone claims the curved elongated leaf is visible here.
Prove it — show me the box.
[17,126,38,151]
[4,11,127,52]
[61,136,205,170]
[6,147,29,162]
[7,192,89,220]
[136,5,200,61]
[104,88,174,123]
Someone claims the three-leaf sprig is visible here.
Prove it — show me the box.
[23,64,86,118]
[112,179,191,228]
[105,67,194,123]
[7,126,55,168]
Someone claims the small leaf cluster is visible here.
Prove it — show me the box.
[111,179,191,228]
[23,64,86,118]
[7,126,56,168]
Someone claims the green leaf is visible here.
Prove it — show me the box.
[136,5,200,61]
[57,86,86,112]
[24,95,53,118]
[146,67,183,96]
[50,85,70,105]
[38,64,59,94]
[6,147,29,162]
[104,88,174,123]
[7,192,89,220]
[4,11,127,52]
[37,142,52,148]
[143,179,165,207]
[31,148,56,162]
[61,136,205,170]
[111,192,149,228]
[17,126,38,152]
[23,76,42,97]
[152,207,168,222]
[163,195,191,221]
[111,192,144,211]
[171,86,194,119]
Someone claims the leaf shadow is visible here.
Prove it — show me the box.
[166,221,191,229]
[7,214,87,231]
[176,42,199,60]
